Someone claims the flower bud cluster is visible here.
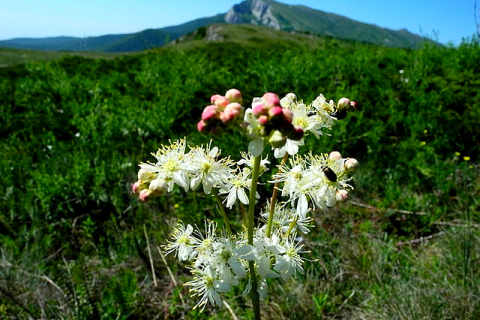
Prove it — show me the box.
[197,88,245,134]
[251,92,304,147]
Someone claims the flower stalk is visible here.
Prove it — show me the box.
[213,190,232,235]
[265,153,289,238]
[247,155,262,320]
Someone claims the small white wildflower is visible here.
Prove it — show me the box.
[141,138,191,192]
[185,265,227,311]
[185,142,234,194]
[237,152,270,175]
[273,235,306,280]
[164,223,198,261]
[219,168,252,209]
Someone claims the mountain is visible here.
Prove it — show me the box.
[0,0,432,52]
[224,0,429,48]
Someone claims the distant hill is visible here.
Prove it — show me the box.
[0,0,433,52]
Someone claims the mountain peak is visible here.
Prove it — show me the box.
[225,0,281,30]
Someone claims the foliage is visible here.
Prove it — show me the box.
[0,37,479,319]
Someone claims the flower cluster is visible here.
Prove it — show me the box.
[273,151,357,216]
[134,89,359,315]
[197,89,245,134]
[131,139,269,204]
[165,220,306,310]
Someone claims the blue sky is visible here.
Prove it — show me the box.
[0,0,478,45]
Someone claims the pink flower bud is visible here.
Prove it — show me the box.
[350,101,358,110]
[132,181,147,194]
[252,103,268,116]
[282,108,293,123]
[344,158,359,173]
[201,105,219,121]
[268,106,283,119]
[210,94,222,104]
[262,92,280,108]
[337,97,351,110]
[139,189,153,202]
[214,96,230,109]
[329,151,342,161]
[336,190,349,202]
[224,102,242,113]
[220,112,234,124]
[221,103,243,124]
[225,88,243,104]
[257,115,269,125]
[197,120,208,133]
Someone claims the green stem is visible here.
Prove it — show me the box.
[247,155,262,320]
[213,191,232,235]
[240,203,247,230]
[266,153,289,238]
[285,216,298,237]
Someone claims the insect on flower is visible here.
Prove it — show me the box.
[321,165,337,182]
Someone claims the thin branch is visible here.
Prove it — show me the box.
[157,246,186,309]
[143,225,157,287]
[396,231,445,247]
[434,221,480,229]
[350,200,427,216]
[223,300,239,320]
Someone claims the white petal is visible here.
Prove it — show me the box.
[226,188,237,208]
[257,256,272,278]
[274,146,286,159]
[173,171,189,191]
[235,244,257,260]
[202,179,213,194]
[249,138,264,157]
[237,188,249,205]
[190,175,202,190]
[285,139,299,155]
[229,259,247,278]
[297,194,309,216]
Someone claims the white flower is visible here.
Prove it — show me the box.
[237,152,270,175]
[289,102,325,138]
[211,238,256,280]
[311,94,337,129]
[185,142,234,194]
[260,203,313,235]
[193,221,220,267]
[140,138,191,192]
[164,223,199,261]
[272,93,337,158]
[273,235,306,280]
[185,265,227,310]
[273,138,304,158]
[273,154,353,215]
[219,168,252,209]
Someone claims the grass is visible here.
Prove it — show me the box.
[0,47,124,67]
[0,37,479,319]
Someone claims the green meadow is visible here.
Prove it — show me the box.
[0,36,479,319]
